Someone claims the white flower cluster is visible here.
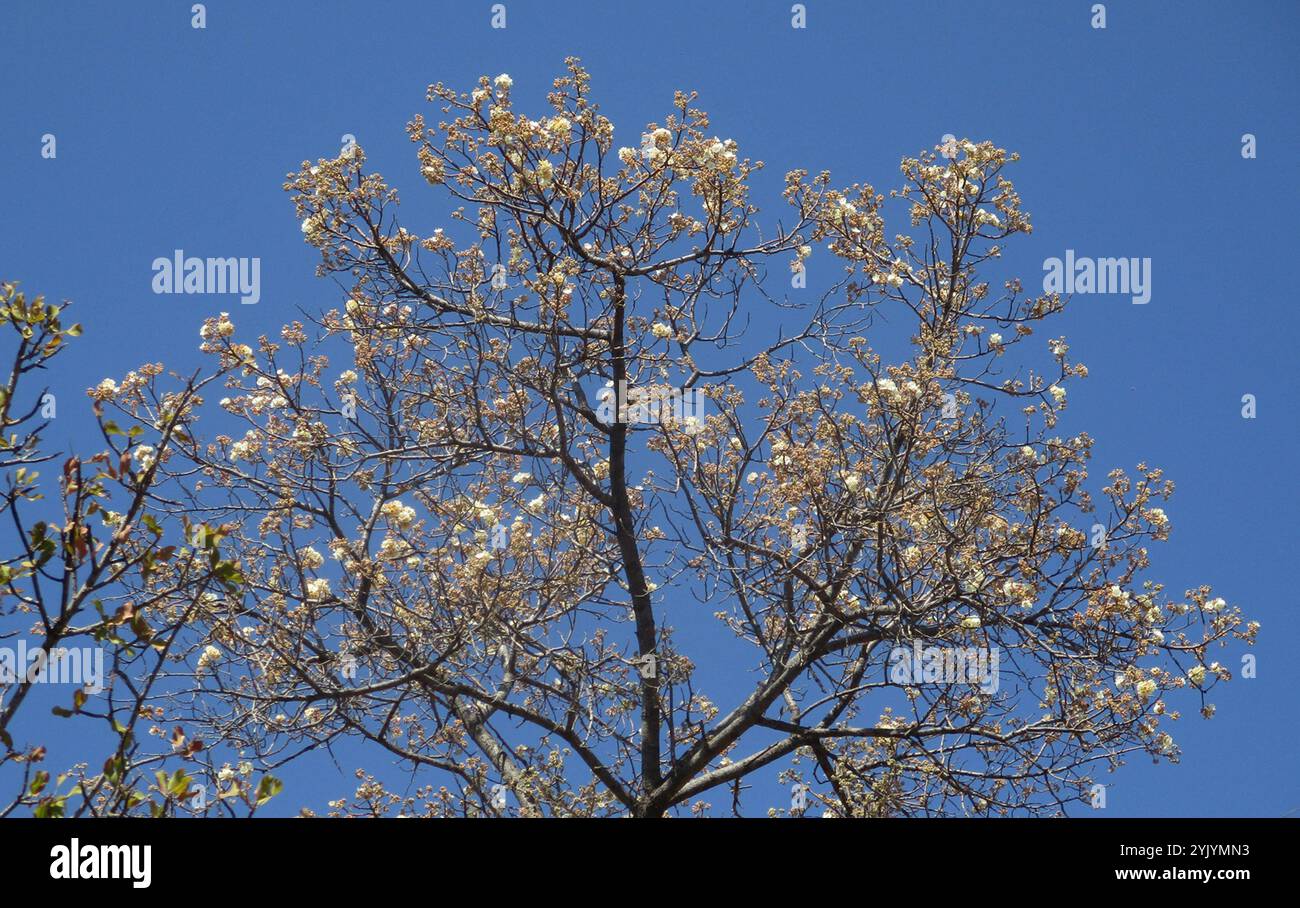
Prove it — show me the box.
[874,377,923,402]
[298,546,325,570]
[640,127,673,164]
[199,312,235,343]
[132,445,157,472]
[1001,579,1035,609]
[381,500,417,528]
[378,536,413,561]
[698,137,737,172]
[197,645,222,673]
[230,430,260,462]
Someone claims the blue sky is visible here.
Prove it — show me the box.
[2,0,1297,816]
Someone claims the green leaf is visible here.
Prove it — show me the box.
[34,797,65,819]
[254,774,283,806]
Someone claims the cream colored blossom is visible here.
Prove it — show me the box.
[298,546,325,570]
[197,645,222,673]
[381,500,418,528]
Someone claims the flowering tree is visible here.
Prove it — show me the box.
[0,284,283,817]
[94,60,1254,817]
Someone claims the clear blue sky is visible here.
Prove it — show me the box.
[2,0,1297,816]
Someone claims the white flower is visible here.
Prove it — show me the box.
[844,474,861,491]
[1020,445,1036,460]
[960,615,981,629]
[305,578,332,601]
[1204,596,1226,612]
[1135,679,1158,699]
[132,445,157,472]
[421,161,445,184]
[650,322,673,339]
[493,73,513,91]
[746,471,760,484]
[1188,665,1207,686]
[379,535,412,561]
[511,472,532,484]
[230,430,260,462]
[988,333,1003,347]
[380,500,418,528]
[525,494,546,512]
[200,313,235,340]
[197,645,222,672]
[876,378,899,397]
[298,546,325,570]
[1048,385,1066,404]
